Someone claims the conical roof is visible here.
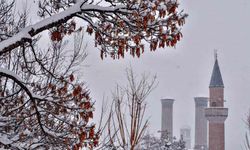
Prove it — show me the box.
[209,58,224,88]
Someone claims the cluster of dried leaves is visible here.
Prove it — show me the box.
[38,0,187,59]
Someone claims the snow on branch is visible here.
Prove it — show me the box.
[0,68,38,100]
[0,67,49,135]
[0,1,126,56]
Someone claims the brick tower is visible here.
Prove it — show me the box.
[205,55,228,150]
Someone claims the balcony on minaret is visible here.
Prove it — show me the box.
[205,107,228,123]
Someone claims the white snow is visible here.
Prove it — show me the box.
[80,4,126,12]
[0,133,12,145]
[0,68,46,100]
[0,27,32,52]
[0,67,23,83]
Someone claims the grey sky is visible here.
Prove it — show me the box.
[15,0,250,149]
[83,0,250,149]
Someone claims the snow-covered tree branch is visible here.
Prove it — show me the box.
[0,0,187,149]
[0,1,98,149]
[0,0,187,58]
[0,31,97,149]
[0,0,128,56]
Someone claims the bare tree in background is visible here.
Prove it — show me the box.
[98,68,186,150]
[99,68,157,150]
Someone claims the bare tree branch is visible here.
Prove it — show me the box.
[99,67,157,150]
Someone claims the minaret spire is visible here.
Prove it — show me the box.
[209,51,224,88]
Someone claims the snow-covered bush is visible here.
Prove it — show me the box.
[139,133,186,150]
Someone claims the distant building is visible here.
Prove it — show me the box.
[180,126,191,149]
[160,54,228,150]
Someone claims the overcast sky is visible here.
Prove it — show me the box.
[16,0,250,149]
[82,0,250,149]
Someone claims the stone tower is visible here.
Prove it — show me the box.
[194,97,208,150]
[205,56,228,150]
[161,99,174,140]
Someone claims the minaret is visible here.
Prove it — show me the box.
[161,99,174,140]
[205,54,228,150]
[194,97,208,150]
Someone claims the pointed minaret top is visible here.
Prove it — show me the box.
[209,52,224,88]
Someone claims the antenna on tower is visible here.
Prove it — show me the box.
[214,49,218,60]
